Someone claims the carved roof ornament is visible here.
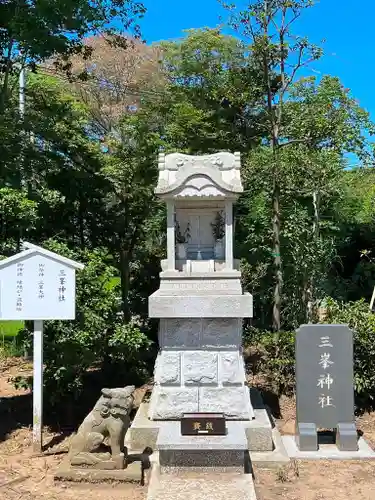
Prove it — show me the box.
[156,152,243,199]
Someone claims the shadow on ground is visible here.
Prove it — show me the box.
[0,367,150,447]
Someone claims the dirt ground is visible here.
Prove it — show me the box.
[254,394,375,500]
[0,358,147,500]
[1,358,375,500]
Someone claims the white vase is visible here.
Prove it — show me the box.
[176,243,186,260]
[214,239,225,259]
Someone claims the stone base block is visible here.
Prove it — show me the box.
[149,386,253,420]
[149,292,253,318]
[54,457,146,484]
[336,422,359,451]
[157,421,247,468]
[126,402,160,450]
[283,435,375,460]
[127,397,274,453]
[245,409,273,452]
[296,422,318,451]
[160,450,244,468]
[249,429,290,469]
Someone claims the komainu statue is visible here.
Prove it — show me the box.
[69,386,135,470]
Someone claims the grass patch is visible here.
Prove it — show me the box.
[0,320,24,338]
[0,321,25,357]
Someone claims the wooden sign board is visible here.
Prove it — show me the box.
[0,242,84,320]
[0,242,84,454]
[181,413,226,436]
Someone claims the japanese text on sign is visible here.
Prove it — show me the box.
[38,263,45,299]
[58,269,66,302]
[193,421,214,431]
[296,325,355,430]
[181,413,226,436]
[16,263,24,311]
[317,335,335,409]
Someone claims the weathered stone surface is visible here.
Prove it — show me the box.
[159,319,242,350]
[245,409,273,452]
[202,319,241,349]
[55,458,145,483]
[156,152,243,197]
[125,403,160,451]
[160,270,241,278]
[149,293,253,318]
[68,386,135,469]
[159,278,242,294]
[220,352,243,385]
[159,450,244,468]
[155,352,181,385]
[250,428,290,468]
[184,352,218,385]
[147,467,258,500]
[159,319,200,349]
[148,387,199,420]
[199,387,253,419]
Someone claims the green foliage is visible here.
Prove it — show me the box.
[145,27,267,154]
[0,188,38,251]
[244,327,295,395]
[1,11,375,409]
[324,299,375,406]
[245,299,375,408]
[16,240,152,407]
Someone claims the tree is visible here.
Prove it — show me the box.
[225,0,323,330]
[149,28,268,154]
[0,0,146,112]
[58,34,164,140]
[225,1,374,329]
[238,71,373,329]
[283,76,374,319]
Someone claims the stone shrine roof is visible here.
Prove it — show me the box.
[155,152,243,199]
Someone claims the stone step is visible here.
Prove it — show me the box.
[147,467,257,500]
[157,421,248,468]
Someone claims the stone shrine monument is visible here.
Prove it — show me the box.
[295,324,358,452]
[148,151,253,421]
[128,152,273,469]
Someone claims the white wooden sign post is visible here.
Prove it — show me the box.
[0,242,84,454]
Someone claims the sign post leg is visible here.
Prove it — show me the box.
[33,320,43,454]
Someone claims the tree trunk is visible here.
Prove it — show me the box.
[271,127,282,331]
[78,193,85,249]
[306,190,320,322]
[272,171,282,331]
[0,40,13,113]
[119,245,131,323]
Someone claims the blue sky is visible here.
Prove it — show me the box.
[139,0,375,123]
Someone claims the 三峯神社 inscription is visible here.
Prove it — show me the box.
[296,324,358,452]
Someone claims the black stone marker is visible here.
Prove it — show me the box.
[296,324,358,452]
[181,413,226,436]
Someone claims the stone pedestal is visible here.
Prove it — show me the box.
[148,272,253,421]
